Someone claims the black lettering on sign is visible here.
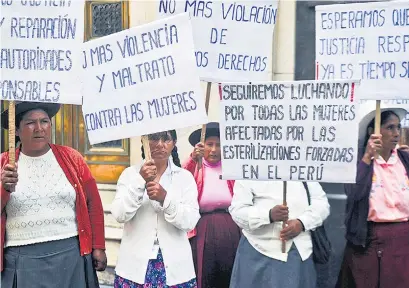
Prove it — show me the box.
[124,103,144,124]
[289,164,324,181]
[286,126,304,141]
[289,104,308,120]
[242,164,259,179]
[305,146,355,163]
[252,125,282,141]
[312,126,336,142]
[224,126,251,141]
[225,105,245,120]
[267,165,282,180]
[251,104,284,120]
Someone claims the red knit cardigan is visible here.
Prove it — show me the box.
[0,144,105,271]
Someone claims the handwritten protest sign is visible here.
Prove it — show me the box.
[157,0,278,82]
[81,13,208,145]
[315,1,409,101]
[0,0,84,104]
[219,80,360,183]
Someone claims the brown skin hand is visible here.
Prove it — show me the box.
[363,114,401,164]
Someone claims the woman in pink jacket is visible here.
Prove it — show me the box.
[183,122,241,288]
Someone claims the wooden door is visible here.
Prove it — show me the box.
[53,0,131,184]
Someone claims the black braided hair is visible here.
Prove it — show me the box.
[363,110,400,148]
[141,130,180,167]
[141,145,146,161]
[171,146,181,167]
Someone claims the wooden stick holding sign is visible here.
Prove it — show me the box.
[197,82,212,171]
[373,100,382,159]
[8,101,16,192]
[375,100,381,134]
[141,135,152,161]
[281,181,287,253]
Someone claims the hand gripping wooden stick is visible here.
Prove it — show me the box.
[197,82,212,170]
[141,135,152,161]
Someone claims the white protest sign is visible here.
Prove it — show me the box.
[157,0,278,82]
[359,99,409,128]
[81,13,208,145]
[0,0,84,104]
[220,80,360,183]
[315,1,409,101]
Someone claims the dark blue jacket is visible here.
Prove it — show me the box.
[344,149,409,247]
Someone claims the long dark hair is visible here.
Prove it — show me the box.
[141,130,181,167]
[363,110,400,148]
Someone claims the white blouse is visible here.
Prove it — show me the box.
[111,160,200,285]
[230,180,330,262]
[5,150,78,247]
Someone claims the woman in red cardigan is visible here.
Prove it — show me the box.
[183,122,241,288]
[1,102,106,288]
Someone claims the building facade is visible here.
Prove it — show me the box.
[1,0,408,286]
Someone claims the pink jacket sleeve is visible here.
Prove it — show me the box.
[182,154,197,176]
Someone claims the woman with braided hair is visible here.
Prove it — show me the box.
[111,130,201,288]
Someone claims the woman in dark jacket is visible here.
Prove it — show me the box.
[337,102,409,288]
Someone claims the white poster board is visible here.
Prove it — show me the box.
[315,1,409,101]
[81,13,208,145]
[220,80,360,183]
[157,0,278,82]
[0,0,84,104]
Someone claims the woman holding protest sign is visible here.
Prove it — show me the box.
[111,130,200,288]
[337,102,409,288]
[228,179,330,288]
[183,122,241,288]
[0,101,106,288]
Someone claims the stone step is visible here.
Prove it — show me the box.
[96,184,120,286]
[105,226,122,267]
[98,184,116,206]
[100,189,115,205]
[106,238,121,268]
[104,210,124,229]
[97,267,116,286]
[105,226,123,241]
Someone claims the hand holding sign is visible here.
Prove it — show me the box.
[270,205,289,222]
[1,164,18,192]
[146,182,167,204]
[363,134,383,164]
[140,160,157,182]
[280,219,303,241]
[192,142,205,162]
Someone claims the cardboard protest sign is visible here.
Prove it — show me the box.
[219,80,360,183]
[315,1,409,101]
[0,0,84,104]
[80,13,208,145]
[157,0,279,82]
